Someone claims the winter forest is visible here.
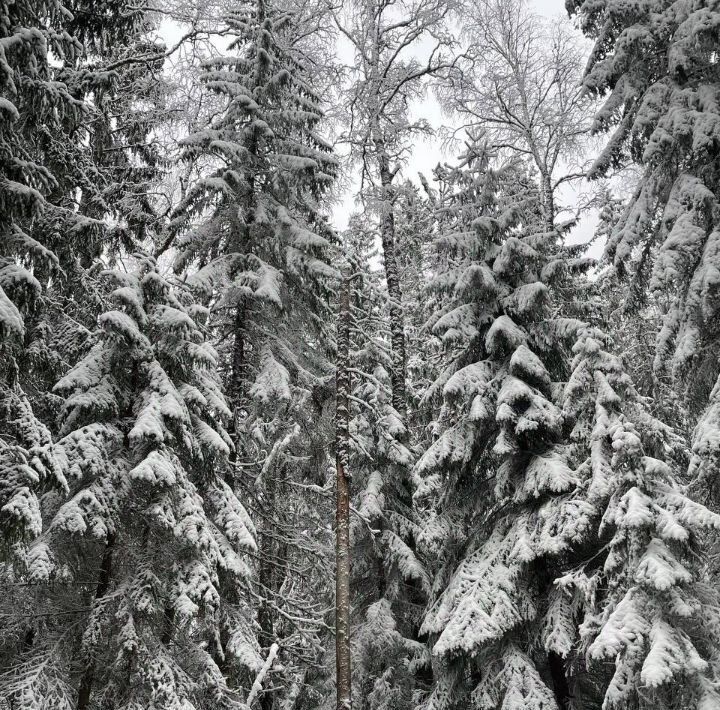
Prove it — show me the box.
[3,0,720,708]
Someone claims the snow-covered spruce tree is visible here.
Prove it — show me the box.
[691,376,720,504]
[55,1,170,259]
[350,368,430,710]
[0,0,80,284]
[566,0,720,413]
[170,1,340,705]
[414,144,593,710]
[170,0,339,415]
[0,0,85,569]
[1,0,170,435]
[33,0,176,383]
[592,191,690,435]
[563,326,720,710]
[0,257,257,710]
[567,0,720,508]
[0,369,63,577]
[391,180,439,409]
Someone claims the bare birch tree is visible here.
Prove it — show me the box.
[442,0,590,229]
[331,0,455,415]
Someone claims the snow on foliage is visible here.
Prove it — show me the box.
[4,0,720,708]
[343,226,427,710]
[416,142,594,707]
[4,257,255,709]
[569,0,720,419]
[564,327,720,708]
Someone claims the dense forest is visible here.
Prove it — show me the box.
[1,0,720,709]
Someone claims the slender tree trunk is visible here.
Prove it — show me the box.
[257,590,275,710]
[547,650,571,710]
[377,152,407,416]
[541,171,555,232]
[335,275,352,710]
[77,533,115,710]
[160,606,175,646]
[258,473,278,710]
[231,301,247,404]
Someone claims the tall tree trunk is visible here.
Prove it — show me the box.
[547,650,571,710]
[335,275,352,710]
[76,534,115,710]
[257,472,279,710]
[257,584,275,710]
[231,301,247,404]
[377,152,407,416]
[541,171,555,232]
[534,558,571,710]
[160,606,175,646]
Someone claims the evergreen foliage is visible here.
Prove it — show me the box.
[1,2,720,709]
[564,327,720,709]
[415,144,591,710]
[170,1,340,704]
[0,0,83,571]
[1,258,256,709]
[568,0,720,409]
[341,219,428,710]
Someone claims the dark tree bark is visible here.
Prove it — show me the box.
[231,301,247,404]
[76,533,115,710]
[547,650,572,710]
[160,606,175,646]
[541,171,555,232]
[256,467,287,710]
[533,558,572,710]
[377,149,407,416]
[335,274,352,710]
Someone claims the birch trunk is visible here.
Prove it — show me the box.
[541,171,555,232]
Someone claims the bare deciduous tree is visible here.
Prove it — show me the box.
[442,0,590,229]
[331,0,455,415]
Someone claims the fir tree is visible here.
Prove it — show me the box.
[0,258,257,710]
[567,0,720,412]
[339,219,429,710]
[58,1,170,258]
[1,0,171,433]
[27,1,174,412]
[567,0,720,517]
[0,0,82,567]
[170,0,339,417]
[391,180,438,409]
[563,327,720,710]
[415,144,592,710]
[171,0,340,704]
